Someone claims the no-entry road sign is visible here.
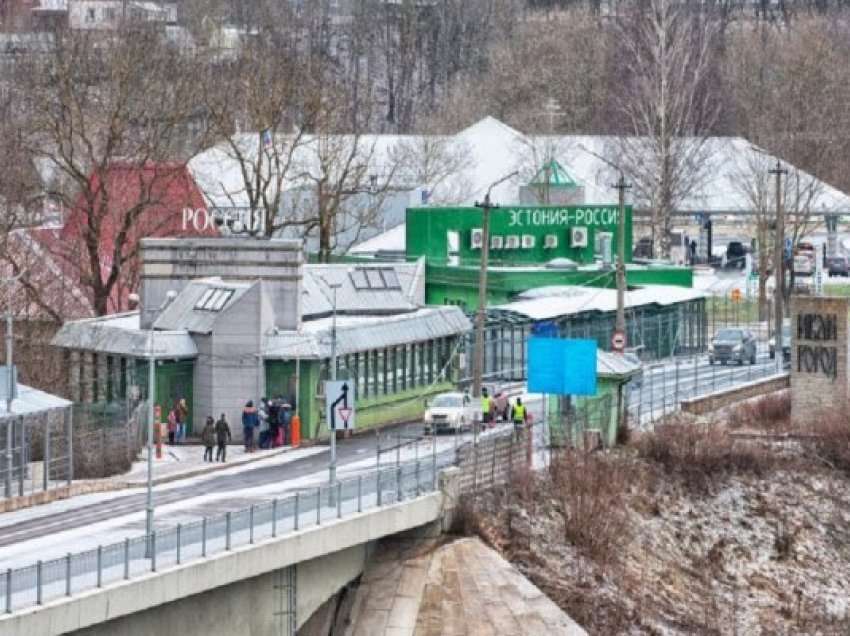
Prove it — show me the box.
[611,330,627,352]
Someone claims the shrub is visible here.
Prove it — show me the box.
[636,419,773,490]
[549,450,636,564]
[800,408,850,474]
[727,391,791,431]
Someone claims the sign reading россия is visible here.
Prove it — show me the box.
[506,206,621,228]
[182,207,266,234]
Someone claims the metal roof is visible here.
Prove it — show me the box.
[153,279,253,334]
[0,384,71,419]
[301,260,425,318]
[596,350,641,378]
[52,313,198,358]
[265,306,471,359]
[493,285,707,321]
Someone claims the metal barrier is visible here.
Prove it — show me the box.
[0,462,438,614]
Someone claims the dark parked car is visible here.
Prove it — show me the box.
[725,241,747,269]
[827,256,850,277]
[709,328,757,365]
[633,237,653,259]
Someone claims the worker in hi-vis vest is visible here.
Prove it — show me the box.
[480,387,493,427]
[511,397,527,441]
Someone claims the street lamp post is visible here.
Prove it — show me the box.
[328,282,341,499]
[145,328,155,544]
[471,171,518,401]
[769,160,788,375]
[3,273,23,498]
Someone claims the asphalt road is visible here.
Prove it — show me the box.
[0,420,431,548]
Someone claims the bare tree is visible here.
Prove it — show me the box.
[386,129,473,205]
[17,27,202,316]
[613,0,721,258]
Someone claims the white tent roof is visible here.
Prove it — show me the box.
[0,384,71,419]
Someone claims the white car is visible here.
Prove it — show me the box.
[423,392,479,434]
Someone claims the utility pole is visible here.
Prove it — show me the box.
[770,160,788,375]
[472,171,518,400]
[613,174,631,349]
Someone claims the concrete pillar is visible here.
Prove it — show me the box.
[81,351,94,403]
[69,350,81,403]
[96,354,108,403]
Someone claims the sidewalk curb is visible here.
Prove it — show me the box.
[119,445,305,488]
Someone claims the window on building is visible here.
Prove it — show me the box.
[350,267,402,290]
[87,7,96,21]
[194,288,234,312]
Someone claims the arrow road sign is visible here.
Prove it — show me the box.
[326,380,356,430]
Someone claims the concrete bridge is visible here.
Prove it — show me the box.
[0,471,458,636]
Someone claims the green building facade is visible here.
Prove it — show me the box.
[406,205,632,267]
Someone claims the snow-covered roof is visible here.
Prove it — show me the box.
[52,312,199,358]
[493,285,706,321]
[596,350,641,378]
[348,223,407,255]
[265,306,471,359]
[0,383,71,419]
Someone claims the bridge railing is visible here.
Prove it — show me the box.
[0,460,439,614]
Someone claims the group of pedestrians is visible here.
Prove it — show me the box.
[480,388,530,441]
[201,414,232,462]
[166,398,190,445]
[241,397,294,453]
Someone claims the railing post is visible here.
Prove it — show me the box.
[316,487,321,525]
[415,459,421,497]
[377,470,382,506]
[249,505,255,544]
[201,517,207,557]
[65,554,71,597]
[151,531,157,572]
[294,493,300,530]
[43,421,50,492]
[675,358,680,407]
[96,545,102,587]
[272,499,278,538]
[36,560,42,605]
[432,430,437,490]
[5,568,11,612]
[225,513,231,551]
[336,482,342,519]
[176,524,182,564]
[357,475,362,513]
[124,538,130,580]
[396,466,403,502]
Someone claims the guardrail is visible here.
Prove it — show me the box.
[0,460,440,614]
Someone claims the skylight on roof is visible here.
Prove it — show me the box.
[350,267,402,291]
[194,288,234,312]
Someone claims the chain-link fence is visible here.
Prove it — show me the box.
[0,406,72,501]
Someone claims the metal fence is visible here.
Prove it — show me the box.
[0,407,72,500]
[0,460,440,614]
[627,351,785,428]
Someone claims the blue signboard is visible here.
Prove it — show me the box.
[527,338,597,396]
[531,321,559,338]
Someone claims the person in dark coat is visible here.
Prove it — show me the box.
[268,398,280,448]
[201,416,216,462]
[242,401,259,452]
[215,414,231,462]
[280,403,293,446]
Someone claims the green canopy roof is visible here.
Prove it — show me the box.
[529,160,578,188]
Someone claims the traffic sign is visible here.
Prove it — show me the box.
[611,330,627,352]
[730,288,742,303]
[325,380,356,430]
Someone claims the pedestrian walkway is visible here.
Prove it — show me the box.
[117,444,308,487]
[345,536,586,636]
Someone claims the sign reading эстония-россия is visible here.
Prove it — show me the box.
[527,338,597,396]
[506,206,620,228]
